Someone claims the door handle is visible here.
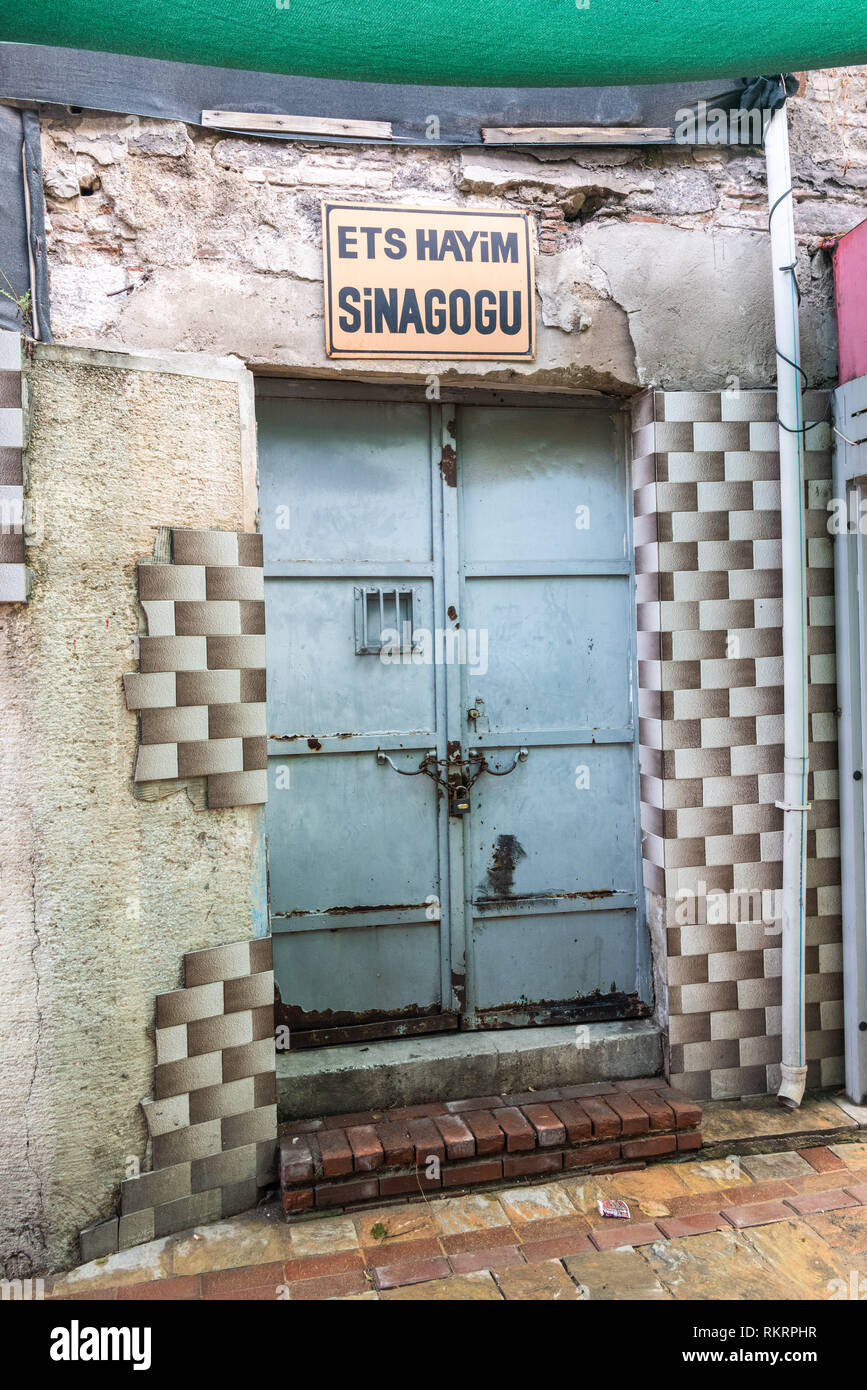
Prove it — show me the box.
[376,750,437,775]
[469,748,529,777]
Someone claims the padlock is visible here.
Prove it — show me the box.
[449,783,470,816]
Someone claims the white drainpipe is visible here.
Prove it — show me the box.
[765,101,809,1109]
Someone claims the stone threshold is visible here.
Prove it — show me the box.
[277,1018,663,1119]
[279,1076,702,1214]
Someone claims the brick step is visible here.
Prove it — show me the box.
[279,1077,702,1214]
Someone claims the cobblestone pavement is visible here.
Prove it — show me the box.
[46,1138,867,1301]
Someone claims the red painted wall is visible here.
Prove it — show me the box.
[834,217,867,386]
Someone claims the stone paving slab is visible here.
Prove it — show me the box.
[45,1135,867,1301]
[700,1091,859,1147]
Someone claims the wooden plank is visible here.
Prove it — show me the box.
[201,110,393,139]
[482,125,672,144]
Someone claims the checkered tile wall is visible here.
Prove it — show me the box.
[79,937,277,1260]
[123,528,268,808]
[0,330,28,602]
[632,389,842,1102]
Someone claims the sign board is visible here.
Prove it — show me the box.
[322,202,535,360]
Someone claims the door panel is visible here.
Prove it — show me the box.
[471,908,644,1023]
[457,404,647,1027]
[267,752,440,913]
[258,397,433,563]
[468,743,640,901]
[260,395,452,1044]
[460,406,628,563]
[259,387,650,1045]
[267,576,437,736]
[463,575,633,732]
[273,921,444,1033]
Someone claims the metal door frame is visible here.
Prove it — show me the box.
[255,375,648,1044]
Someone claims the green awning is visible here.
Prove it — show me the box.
[2,0,866,87]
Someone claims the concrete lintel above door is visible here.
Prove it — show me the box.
[276,1019,662,1119]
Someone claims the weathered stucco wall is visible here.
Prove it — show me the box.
[37,68,866,388]
[0,344,259,1275]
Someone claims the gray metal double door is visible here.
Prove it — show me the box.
[258,387,650,1047]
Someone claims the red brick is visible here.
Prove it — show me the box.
[655,1212,729,1239]
[522,1103,567,1148]
[281,1118,324,1136]
[589,1221,660,1250]
[631,1089,677,1131]
[406,1117,446,1165]
[502,1087,565,1106]
[503,1150,563,1179]
[662,1088,702,1129]
[434,1114,476,1160]
[346,1124,384,1172]
[463,1110,506,1155]
[287,1271,371,1300]
[314,1176,379,1208]
[551,1100,592,1143]
[515,1215,590,1244]
[738,1179,796,1204]
[373,1257,451,1289]
[562,1141,621,1170]
[449,1246,525,1273]
[558,1082,617,1098]
[386,1102,447,1120]
[578,1096,621,1139]
[677,1131,703,1152]
[785,1188,860,1215]
[280,1134,315,1185]
[375,1121,414,1167]
[621,1133,677,1160]
[207,1285,281,1301]
[117,1276,202,1300]
[442,1158,503,1188]
[440,1225,519,1256]
[606,1092,651,1136]
[723,1200,793,1230]
[282,1186,314,1213]
[201,1262,285,1297]
[799,1146,847,1173]
[845,1183,867,1203]
[379,1170,442,1196]
[317,1128,354,1178]
[362,1237,443,1266]
[519,1234,595,1261]
[282,1250,365,1283]
[445,1095,505,1113]
[666,1190,749,1217]
[323,1109,378,1130]
[492,1106,536,1152]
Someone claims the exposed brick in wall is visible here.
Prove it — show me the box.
[123,527,268,808]
[632,389,842,1102]
[0,331,28,602]
[79,937,277,1261]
